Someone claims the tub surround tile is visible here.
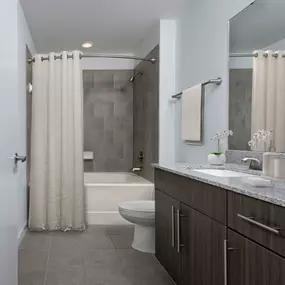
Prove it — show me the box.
[83,70,133,172]
[153,163,285,208]
[133,46,159,182]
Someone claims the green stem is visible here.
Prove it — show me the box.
[218,139,220,153]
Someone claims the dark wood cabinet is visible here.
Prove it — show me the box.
[155,168,285,285]
[180,203,226,285]
[155,189,181,283]
[227,229,285,285]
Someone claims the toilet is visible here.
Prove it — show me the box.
[118,200,155,253]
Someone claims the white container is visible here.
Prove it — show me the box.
[263,152,280,178]
[274,157,285,179]
[207,153,226,166]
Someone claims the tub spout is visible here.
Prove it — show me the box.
[132,167,142,172]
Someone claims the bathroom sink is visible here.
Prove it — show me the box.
[193,169,253,177]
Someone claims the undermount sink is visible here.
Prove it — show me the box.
[192,169,253,178]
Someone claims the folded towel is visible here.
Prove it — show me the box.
[181,84,202,142]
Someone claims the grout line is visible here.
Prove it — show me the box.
[42,235,52,285]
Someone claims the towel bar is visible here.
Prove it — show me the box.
[171,77,222,99]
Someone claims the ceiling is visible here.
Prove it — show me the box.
[20,0,186,54]
[230,1,285,52]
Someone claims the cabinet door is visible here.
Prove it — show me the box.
[155,189,181,283]
[228,229,285,285]
[181,203,226,285]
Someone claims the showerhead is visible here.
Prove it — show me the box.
[129,72,143,83]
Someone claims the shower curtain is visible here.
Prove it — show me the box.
[251,50,285,152]
[29,51,85,231]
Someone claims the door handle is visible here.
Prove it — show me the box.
[9,153,26,165]
[171,206,175,247]
[237,213,280,235]
[176,209,184,253]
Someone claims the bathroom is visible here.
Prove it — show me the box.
[1,0,285,285]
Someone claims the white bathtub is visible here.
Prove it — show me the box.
[84,172,154,225]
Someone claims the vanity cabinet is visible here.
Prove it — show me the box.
[155,189,181,283]
[180,203,225,285]
[155,168,227,285]
[155,168,285,285]
[227,229,285,285]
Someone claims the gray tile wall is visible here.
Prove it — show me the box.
[133,46,159,182]
[229,69,253,150]
[83,70,133,172]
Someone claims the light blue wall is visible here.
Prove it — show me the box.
[174,0,253,164]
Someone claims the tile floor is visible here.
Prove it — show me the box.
[18,225,174,285]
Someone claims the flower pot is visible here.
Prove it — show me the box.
[208,153,226,166]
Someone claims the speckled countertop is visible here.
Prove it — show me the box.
[153,163,285,208]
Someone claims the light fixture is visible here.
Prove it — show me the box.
[82,41,93,48]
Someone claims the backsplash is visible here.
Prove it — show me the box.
[226,150,264,165]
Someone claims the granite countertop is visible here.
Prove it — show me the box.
[153,163,285,208]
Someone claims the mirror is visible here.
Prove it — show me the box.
[228,1,285,151]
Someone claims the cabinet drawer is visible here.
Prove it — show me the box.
[155,168,227,224]
[228,191,285,257]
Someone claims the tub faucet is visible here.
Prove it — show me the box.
[132,167,142,172]
[242,157,262,171]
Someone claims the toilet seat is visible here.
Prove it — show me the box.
[119,200,155,213]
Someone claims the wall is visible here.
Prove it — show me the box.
[133,45,159,182]
[159,20,176,165]
[81,56,135,70]
[83,70,133,172]
[174,0,253,163]
[134,23,160,60]
[0,1,19,282]
[17,2,36,241]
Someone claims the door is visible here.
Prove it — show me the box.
[155,189,181,283]
[181,204,226,285]
[228,229,285,285]
[0,1,21,284]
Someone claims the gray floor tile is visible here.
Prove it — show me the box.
[81,231,114,250]
[109,234,133,249]
[19,226,173,285]
[45,265,86,285]
[18,269,46,285]
[85,266,134,285]
[19,231,52,251]
[18,249,49,285]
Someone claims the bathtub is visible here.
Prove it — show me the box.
[84,172,154,225]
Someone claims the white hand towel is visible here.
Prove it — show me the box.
[181,84,202,142]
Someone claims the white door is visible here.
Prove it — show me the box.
[0,1,20,284]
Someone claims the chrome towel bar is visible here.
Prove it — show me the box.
[171,77,222,99]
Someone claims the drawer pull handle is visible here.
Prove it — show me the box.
[237,214,280,235]
[171,206,175,248]
[177,209,184,253]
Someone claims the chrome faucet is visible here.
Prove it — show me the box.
[242,157,262,171]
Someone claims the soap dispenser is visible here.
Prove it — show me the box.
[263,140,279,178]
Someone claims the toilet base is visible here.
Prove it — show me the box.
[132,224,155,253]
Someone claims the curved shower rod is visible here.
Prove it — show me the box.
[28,53,157,64]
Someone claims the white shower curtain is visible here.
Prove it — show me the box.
[251,50,285,152]
[29,51,85,231]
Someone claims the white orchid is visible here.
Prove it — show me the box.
[248,129,272,148]
[211,130,233,153]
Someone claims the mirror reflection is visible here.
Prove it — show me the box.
[229,1,285,151]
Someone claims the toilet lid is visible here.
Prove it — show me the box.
[119,201,155,213]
